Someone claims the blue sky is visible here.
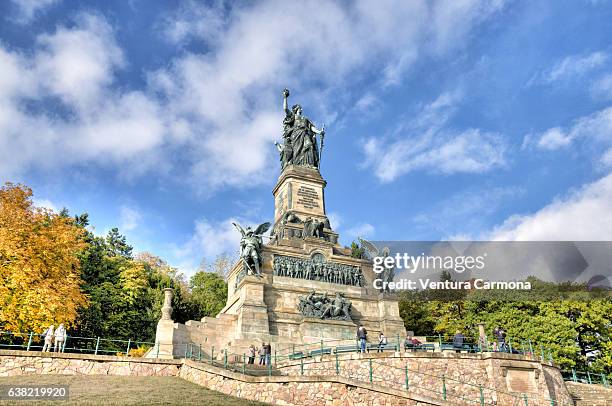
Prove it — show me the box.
[1,0,612,275]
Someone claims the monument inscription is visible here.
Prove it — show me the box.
[296,185,320,209]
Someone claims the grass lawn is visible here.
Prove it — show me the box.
[0,375,267,405]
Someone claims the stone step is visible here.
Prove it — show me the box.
[566,382,612,405]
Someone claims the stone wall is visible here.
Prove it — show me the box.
[276,352,574,406]
[0,350,574,405]
[0,350,180,377]
[178,360,443,406]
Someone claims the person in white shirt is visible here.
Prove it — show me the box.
[42,325,54,352]
[53,324,66,352]
[378,332,387,352]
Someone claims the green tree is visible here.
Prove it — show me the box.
[189,271,228,318]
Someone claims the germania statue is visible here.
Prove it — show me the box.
[275,89,326,171]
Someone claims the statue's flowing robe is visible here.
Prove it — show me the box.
[285,112,319,168]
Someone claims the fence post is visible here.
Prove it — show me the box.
[442,374,447,400]
[224,350,228,369]
[405,366,409,390]
[94,337,100,355]
[125,339,131,357]
[523,394,528,405]
[184,345,187,359]
[26,332,33,351]
[335,352,339,375]
[275,348,277,365]
[438,334,442,350]
[479,385,484,406]
[528,339,533,356]
[508,337,513,353]
[572,369,577,382]
[62,336,67,353]
[211,346,215,365]
[268,358,272,376]
[242,353,246,374]
[320,339,323,356]
[396,333,400,351]
[300,356,304,375]
[155,342,160,359]
[540,344,545,361]
[587,371,592,384]
[369,358,373,383]
[601,373,608,387]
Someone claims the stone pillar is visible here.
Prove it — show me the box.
[161,288,173,320]
[153,288,176,359]
[477,322,487,349]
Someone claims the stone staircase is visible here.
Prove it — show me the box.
[565,382,612,406]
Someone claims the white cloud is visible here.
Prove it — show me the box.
[490,173,612,240]
[33,198,58,212]
[34,14,124,110]
[362,92,507,182]
[172,217,254,274]
[591,73,612,100]
[535,127,573,150]
[532,51,608,84]
[147,0,506,191]
[162,0,226,44]
[345,223,375,241]
[524,106,612,152]
[0,13,167,178]
[601,148,612,168]
[414,185,524,239]
[1,1,507,193]
[119,206,142,232]
[326,212,342,231]
[10,0,58,23]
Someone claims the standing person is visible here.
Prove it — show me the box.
[378,332,387,352]
[248,345,256,364]
[42,325,54,352]
[494,327,507,352]
[265,343,272,366]
[453,330,465,353]
[258,345,266,365]
[356,324,367,353]
[54,323,66,352]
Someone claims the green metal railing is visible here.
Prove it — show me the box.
[0,331,154,357]
[1,330,607,405]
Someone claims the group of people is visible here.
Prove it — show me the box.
[248,343,272,365]
[42,324,66,352]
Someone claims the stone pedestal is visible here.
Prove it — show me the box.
[299,318,357,342]
[272,165,327,224]
[235,275,269,339]
[154,288,176,359]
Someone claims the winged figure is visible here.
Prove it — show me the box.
[232,221,271,276]
[359,237,394,292]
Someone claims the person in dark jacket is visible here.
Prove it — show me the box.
[453,330,465,352]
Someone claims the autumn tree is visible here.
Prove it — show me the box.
[0,183,88,333]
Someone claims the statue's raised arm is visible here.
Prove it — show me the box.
[283,88,291,116]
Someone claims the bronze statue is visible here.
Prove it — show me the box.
[232,221,271,276]
[276,89,325,171]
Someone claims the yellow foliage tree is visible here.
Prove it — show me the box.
[0,183,88,333]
